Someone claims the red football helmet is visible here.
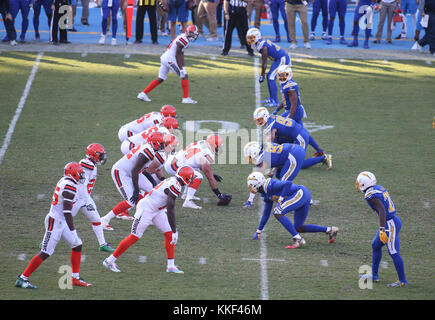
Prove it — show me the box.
[86,143,106,165]
[147,131,165,151]
[186,25,199,41]
[176,166,195,185]
[160,105,177,118]
[162,117,179,131]
[64,162,85,184]
[206,134,223,153]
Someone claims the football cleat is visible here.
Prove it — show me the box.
[304,42,311,49]
[72,277,92,287]
[181,194,200,201]
[182,199,202,210]
[137,91,151,102]
[166,266,184,274]
[261,97,271,104]
[326,37,332,45]
[111,37,117,46]
[98,34,106,45]
[181,97,197,104]
[285,237,306,249]
[15,276,37,289]
[103,258,121,272]
[321,32,327,40]
[323,154,332,170]
[99,243,115,253]
[339,37,348,45]
[264,101,279,107]
[116,210,134,221]
[328,226,339,243]
[102,224,114,231]
[359,273,379,282]
[387,280,408,288]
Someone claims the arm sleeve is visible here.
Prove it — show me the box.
[257,200,273,231]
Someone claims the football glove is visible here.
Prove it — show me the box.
[251,232,261,240]
[213,173,223,182]
[273,204,283,215]
[244,200,253,208]
[130,188,140,204]
[259,75,265,83]
[171,231,178,245]
[379,228,388,244]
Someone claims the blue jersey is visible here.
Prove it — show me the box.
[364,185,397,221]
[264,115,303,142]
[261,178,301,203]
[255,39,288,61]
[280,79,306,124]
[257,142,298,168]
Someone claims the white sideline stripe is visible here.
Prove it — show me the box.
[0,52,43,167]
[254,56,269,301]
[242,258,285,262]
[138,256,147,263]
[17,253,26,261]
[199,257,207,264]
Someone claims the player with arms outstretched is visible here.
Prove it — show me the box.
[246,27,292,108]
[103,166,195,274]
[137,25,199,104]
[356,171,408,287]
[247,172,339,248]
[15,163,92,289]
[164,134,231,209]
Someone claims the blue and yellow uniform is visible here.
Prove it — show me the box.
[348,0,374,48]
[101,0,121,38]
[256,142,305,182]
[255,39,292,107]
[276,78,306,125]
[255,178,328,238]
[364,185,407,285]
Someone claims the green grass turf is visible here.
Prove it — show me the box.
[0,52,434,300]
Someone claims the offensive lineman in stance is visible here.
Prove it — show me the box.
[15,163,92,289]
[137,25,199,104]
[103,166,195,274]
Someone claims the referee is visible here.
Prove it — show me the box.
[221,0,254,56]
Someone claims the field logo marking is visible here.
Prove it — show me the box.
[358,265,373,290]
[58,265,73,290]
[0,52,43,167]
[183,120,240,132]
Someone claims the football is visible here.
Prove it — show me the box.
[158,0,170,13]
[217,193,232,206]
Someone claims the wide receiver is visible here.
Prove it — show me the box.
[137,25,199,104]
[101,132,167,230]
[103,166,196,274]
[247,172,339,248]
[15,163,92,289]
[164,134,231,209]
[118,105,177,142]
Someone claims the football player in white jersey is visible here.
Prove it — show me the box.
[101,132,167,230]
[164,134,231,210]
[118,104,177,142]
[73,144,115,252]
[137,25,199,104]
[15,163,92,289]
[120,116,179,155]
[103,166,195,274]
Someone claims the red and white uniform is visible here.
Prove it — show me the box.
[131,176,181,238]
[120,124,170,155]
[164,140,214,180]
[72,158,101,224]
[158,33,191,81]
[118,112,164,142]
[41,177,82,255]
[112,143,166,206]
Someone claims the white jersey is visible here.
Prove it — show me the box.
[49,177,80,221]
[174,140,215,169]
[128,125,170,146]
[113,143,157,175]
[121,112,164,136]
[161,33,191,62]
[137,176,182,212]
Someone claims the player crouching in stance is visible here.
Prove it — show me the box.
[247,172,339,248]
[356,171,408,287]
[137,25,199,104]
[103,166,195,274]
[15,163,92,289]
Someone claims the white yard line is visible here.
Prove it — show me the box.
[254,56,269,301]
[0,52,43,166]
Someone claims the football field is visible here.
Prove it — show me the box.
[0,51,434,302]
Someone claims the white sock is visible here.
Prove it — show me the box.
[293,234,302,240]
[326,227,331,233]
[186,187,198,200]
[92,223,106,246]
[72,272,80,279]
[167,258,175,268]
[107,254,116,263]
[103,211,115,222]
[20,274,28,281]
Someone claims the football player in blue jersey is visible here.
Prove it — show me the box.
[310,0,328,41]
[246,27,292,108]
[356,171,408,288]
[247,172,339,248]
[348,0,376,49]
[253,107,332,169]
[326,0,348,45]
[32,0,52,41]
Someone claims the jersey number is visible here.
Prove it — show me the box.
[383,191,396,213]
[126,144,142,160]
[265,144,283,154]
[52,186,60,205]
[275,116,294,127]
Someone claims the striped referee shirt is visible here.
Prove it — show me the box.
[227,0,247,7]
